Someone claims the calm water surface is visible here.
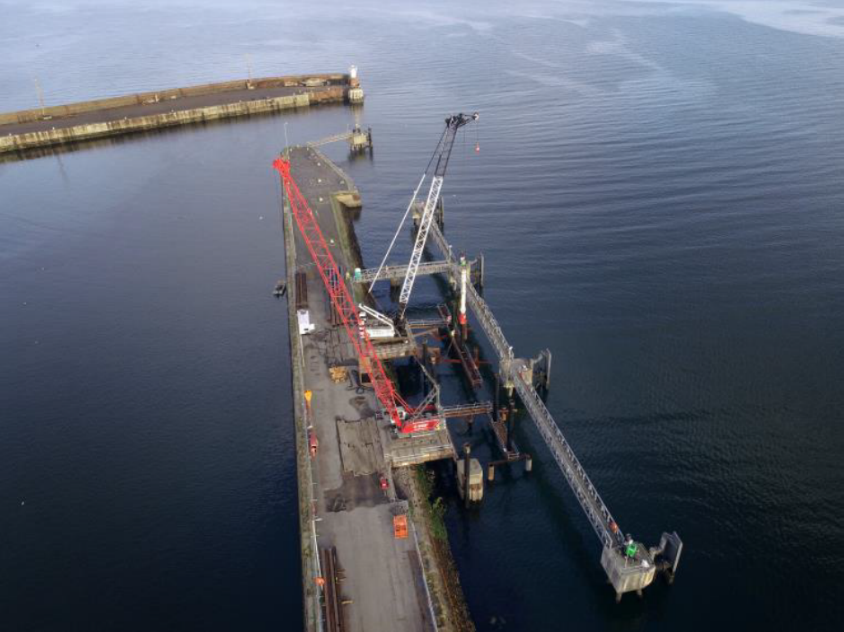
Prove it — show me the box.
[2,1,843,630]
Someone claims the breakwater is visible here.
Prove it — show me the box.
[0,73,360,154]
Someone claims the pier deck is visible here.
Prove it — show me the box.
[282,146,439,632]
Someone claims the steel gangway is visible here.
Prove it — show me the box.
[354,260,452,283]
[429,221,690,601]
[306,131,355,147]
[428,222,623,546]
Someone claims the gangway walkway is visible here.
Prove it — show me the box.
[427,222,621,545]
[425,222,682,599]
[510,359,620,547]
[355,260,451,284]
[307,131,356,147]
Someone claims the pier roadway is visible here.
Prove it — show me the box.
[285,147,434,632]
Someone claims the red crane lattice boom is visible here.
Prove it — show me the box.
[274,156,438,434]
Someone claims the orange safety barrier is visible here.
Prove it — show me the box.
[393,515,408,539]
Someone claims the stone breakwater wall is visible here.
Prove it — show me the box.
[0,74,352,153]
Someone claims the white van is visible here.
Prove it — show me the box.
[297,309,316,335]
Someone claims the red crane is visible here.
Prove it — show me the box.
[274,156,439,434]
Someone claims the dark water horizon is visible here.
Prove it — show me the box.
[2,1,844,630]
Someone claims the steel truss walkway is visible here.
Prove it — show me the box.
[354,260,452,284]
[425,222,682,599]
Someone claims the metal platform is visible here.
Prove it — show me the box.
[354,260,452,284]
[382,423,455,467]
[373,339,416,360]
[441,402,492,419]
[354,257,482,286]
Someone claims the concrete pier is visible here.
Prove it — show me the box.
[279,117,681,628]
[0,73,359,154]
[280,146,465,632]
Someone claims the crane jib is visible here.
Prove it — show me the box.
[274,157,421,432]
[397,112,479,321]
[434,112,479,177]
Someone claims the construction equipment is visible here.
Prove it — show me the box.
[358,303,395,339]
[329,366,348,383]
[393,514,408,539]
[274,156,440,434]
[368,113,479,323]
[320,547,345,632]
[297,309,316,335]
[396,112,479,324]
